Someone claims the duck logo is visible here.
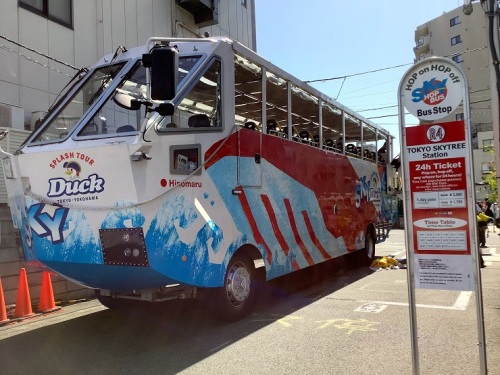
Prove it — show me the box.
[47,160,105,198]
[63,161,81,179]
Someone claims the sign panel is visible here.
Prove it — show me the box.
[399,57,476,291]
[399,55,487,375]
[402,60,464,121]
[405,121,473,291]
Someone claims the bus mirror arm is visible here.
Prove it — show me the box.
[155,103,175,116]
[130,142,153,162]
[131,151,152,162]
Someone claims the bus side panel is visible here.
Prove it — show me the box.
[205,129,382,280]
[379,163,399,227]
[143,182,247,288]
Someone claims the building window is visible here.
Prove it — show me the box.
[475,122,493,132]
[456,113,464,121]
[452,54,464,63]
[450,16,461,27]
[417,37,424,47]
[19,0,72,28]
[451,35,462,45]
[481,162,494,174]
[483,139,494,152]
[242,0,247,7]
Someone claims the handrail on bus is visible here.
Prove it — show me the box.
[240,124,387,166]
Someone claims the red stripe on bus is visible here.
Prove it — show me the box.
[260,194,290,256]
[302,210,331,260]
[237,188,273,264]
[284,199,314,266]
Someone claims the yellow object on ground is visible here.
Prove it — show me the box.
[370,256,399,271]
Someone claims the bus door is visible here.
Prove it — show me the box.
[237,125,262,188]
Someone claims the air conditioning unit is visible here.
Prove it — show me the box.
[176,0,219,28]
[0,104,24,130]
[30,111,47,131]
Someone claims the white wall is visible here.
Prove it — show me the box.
[0,0,256,128]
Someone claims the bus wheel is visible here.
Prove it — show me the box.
[211,253,256,321]
[363,229,376,265]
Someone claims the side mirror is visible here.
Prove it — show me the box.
[113,92,141,110]
[143,45,178,101]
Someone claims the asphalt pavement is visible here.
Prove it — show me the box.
[0,227,499,374]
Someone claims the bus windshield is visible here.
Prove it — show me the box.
[31,63,126,144]
[30,55,204,144]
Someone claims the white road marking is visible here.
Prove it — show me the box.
[452,291,472,310]
[352,290,472,312]
[354,303,388,313]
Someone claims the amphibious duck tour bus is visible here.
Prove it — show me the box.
[1,37,398,321]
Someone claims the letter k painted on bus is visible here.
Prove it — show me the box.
[28,203,69,244]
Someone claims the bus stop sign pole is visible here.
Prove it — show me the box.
[397,57,487,375]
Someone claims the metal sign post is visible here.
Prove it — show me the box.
[398,57,487,375]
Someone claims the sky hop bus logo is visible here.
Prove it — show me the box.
[411,78,448,106]
[426,125,445,143]
[402,60,463,121]
[355,172,381,208]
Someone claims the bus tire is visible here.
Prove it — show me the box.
[363,229,376,265]
[210,253,257,322]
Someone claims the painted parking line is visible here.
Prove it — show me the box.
[352,290,472,312]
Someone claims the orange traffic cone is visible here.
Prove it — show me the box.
[37,271,60,313]
[14,268,35,318]
[0,277,9,324]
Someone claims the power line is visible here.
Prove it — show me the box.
[0,44,74,78]
[357,104,398,113]
[0,34,80,71]
[305,63,412,84]
[305,46,487,86]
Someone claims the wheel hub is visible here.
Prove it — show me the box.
[226,262,251,304]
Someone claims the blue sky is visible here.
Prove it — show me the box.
[255,0,465,154]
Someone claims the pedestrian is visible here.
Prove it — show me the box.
[484,201,494,220]
[483,201,495,232]
[476,203,487,268]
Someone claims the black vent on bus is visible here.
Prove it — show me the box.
[176,0,219,27]
[100,228,149,267]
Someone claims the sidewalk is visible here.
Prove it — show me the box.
[470,223,500,374]
[482,222,500,266]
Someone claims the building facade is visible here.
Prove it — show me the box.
[413,2,495,201]
[0,0,256,305]
[0,0,256,134]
